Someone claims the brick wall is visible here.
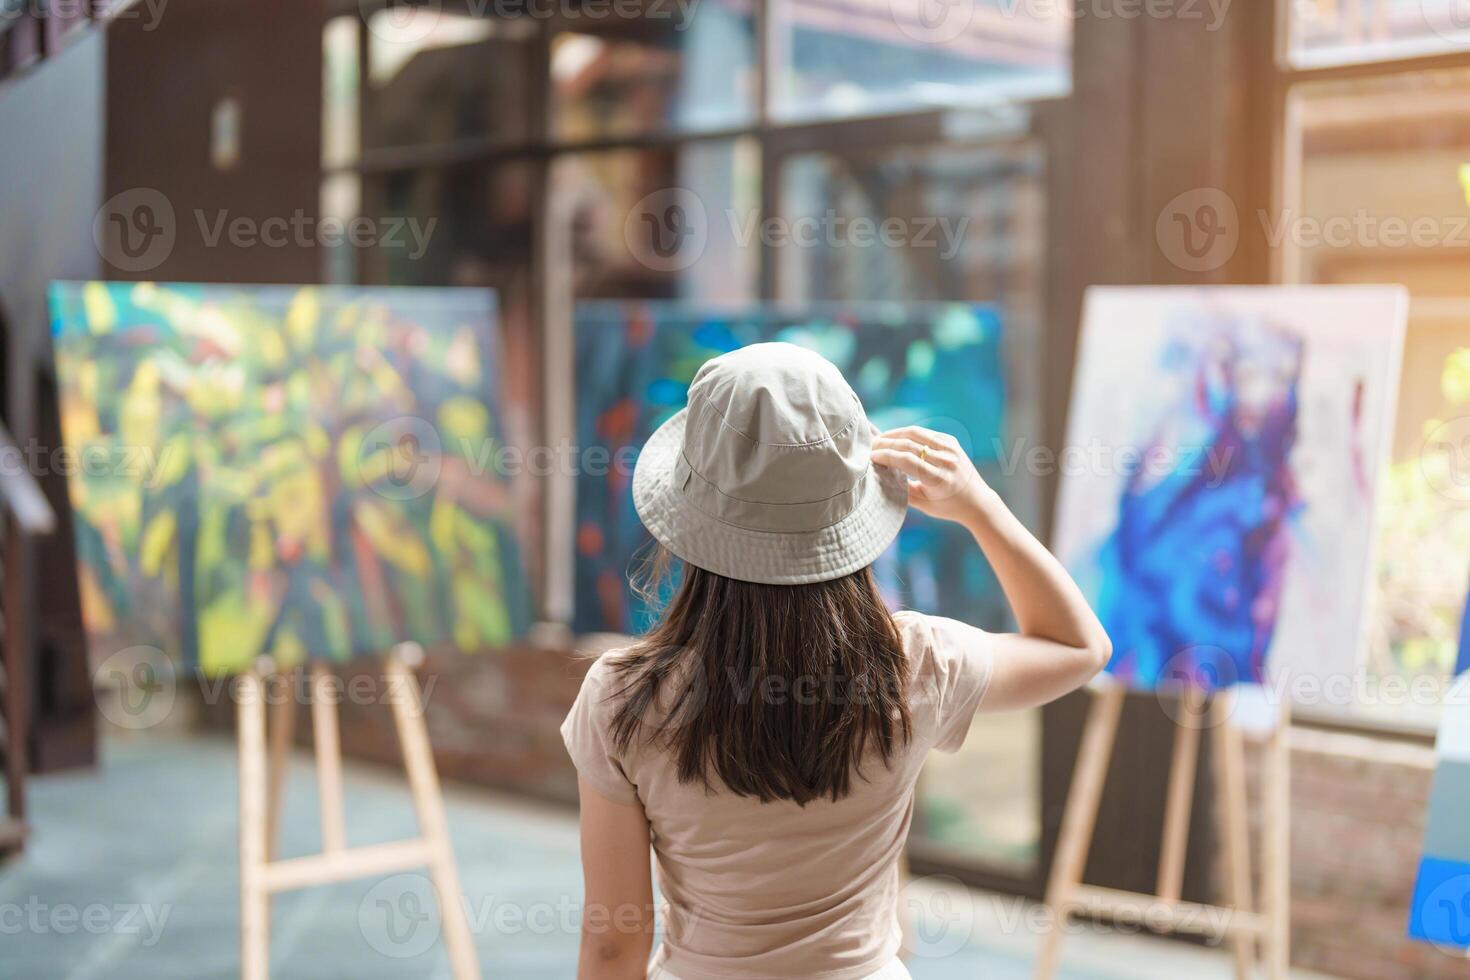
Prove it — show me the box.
[327,631,603,806]
[1273,727,1459,980]
[201,647,1465,980]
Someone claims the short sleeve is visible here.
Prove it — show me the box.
[560,657,640,804]
[897,611,994,754]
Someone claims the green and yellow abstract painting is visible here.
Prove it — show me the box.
[49,282,533,676]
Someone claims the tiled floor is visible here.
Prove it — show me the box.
[0,734,1340,979]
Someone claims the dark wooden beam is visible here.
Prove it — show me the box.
[1040,0,1277,920]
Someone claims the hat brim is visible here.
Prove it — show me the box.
[631,408,911,585]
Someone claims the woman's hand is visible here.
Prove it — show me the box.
[872,426,992,523]
[876,426,1112,710]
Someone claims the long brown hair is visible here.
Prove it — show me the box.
[607,551,912,806]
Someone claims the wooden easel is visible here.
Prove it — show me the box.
[1034,679,1292,980]
[236,645,481,980]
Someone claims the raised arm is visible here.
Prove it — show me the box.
[872,427,1112,712]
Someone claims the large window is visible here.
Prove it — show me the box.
[553,140,761,302]
[337,0,1071,884]
[550,10,759,139]
[775,139,1044,306]
[916,711,1041,873]
[1287,0,1470,68]
[1278,31,1470,730]
[771,132,1049,872]
[364,8,539,152]
[771,0,1069,119]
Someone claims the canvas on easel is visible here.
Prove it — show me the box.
[49,281,532,677]
[50,281,536,979]
[1042,286,1408,979]
[572,301,1035,635]
[1055,286,1407,693]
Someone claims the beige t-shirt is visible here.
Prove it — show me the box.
[561,610,994,980]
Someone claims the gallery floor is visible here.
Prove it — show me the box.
[1,734,1340,980]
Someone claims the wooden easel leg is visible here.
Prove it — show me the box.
[1213,692,1256,979]
[1156,696,1203,903]
[310,664,347,854]
[1034,684,1126,980]
[1263,701,1291,980]
[265,674,297,862]
[238,670,271,980]
[386,652,481,980]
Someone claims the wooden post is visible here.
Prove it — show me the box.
[265,676,297,861]
[1034,682,1126,979]
[1263,699,1292,980]
[1212,690,1256,979]
[310,663,347,854]
[386,648,481,980]
[1156,692,1204,903]
[238,669,271,980]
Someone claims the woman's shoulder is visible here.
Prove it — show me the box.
[890,610,996,750]
[892,608,994,643]
[573,644,640,698]
[562,646,644,750]
[568,643,689,749]
[891,610,938,681]
[891,609,994,681]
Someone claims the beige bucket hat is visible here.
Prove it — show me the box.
[631,342,909,585]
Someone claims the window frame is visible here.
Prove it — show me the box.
[335,0,1076,891]
[1267,1,1470,739]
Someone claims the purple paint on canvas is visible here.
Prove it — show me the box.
[1095,321,1306,690]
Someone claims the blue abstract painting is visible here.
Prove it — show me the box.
[573,302,1023,635]
[1053,287,1406,691]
